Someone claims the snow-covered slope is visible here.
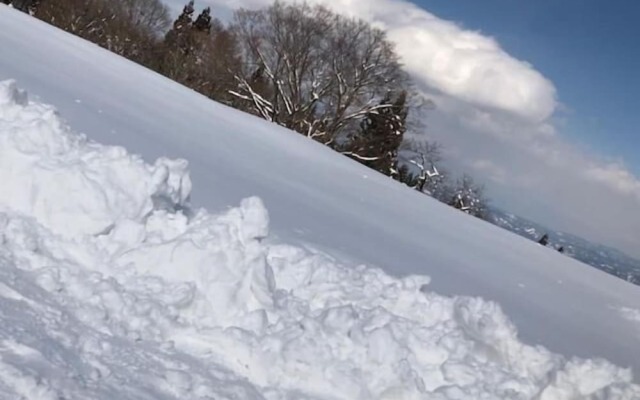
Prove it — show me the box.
[3,73,640,400]
[1,6,640,398]
[490,208,640,285]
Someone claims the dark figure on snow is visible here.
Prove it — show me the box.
[557,246,565,253]
[538,234,549,246]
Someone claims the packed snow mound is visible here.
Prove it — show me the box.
[0,79,639,399]
[0,80,191,238]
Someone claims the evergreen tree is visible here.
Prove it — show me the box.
[174,1,195,32]
[194,7,212,33]
[165,0,195,51]
[158,1,240,102]
[345,91,408,178]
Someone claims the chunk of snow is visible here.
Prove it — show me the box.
[0,80,638,398]
[0,80,192,238]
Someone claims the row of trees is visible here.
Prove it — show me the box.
[4,0,490,219]
[399,140,489,219]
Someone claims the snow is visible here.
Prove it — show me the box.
[1,80,639,399]
[0,81,191,239]
[1,5,640,399]
[619,307,640,324]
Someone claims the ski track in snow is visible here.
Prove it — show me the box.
[1,80,640,399]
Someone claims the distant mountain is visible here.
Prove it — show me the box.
[490,208,640,286]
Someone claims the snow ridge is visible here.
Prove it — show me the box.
[0,79,638,399]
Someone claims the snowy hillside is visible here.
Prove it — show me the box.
[1,5,640,399]
[491,209,640,285]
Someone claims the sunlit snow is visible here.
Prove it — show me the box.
[1,5,640,399]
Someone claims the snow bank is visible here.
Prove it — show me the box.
[0,79,639,399]
[0,80,191,238]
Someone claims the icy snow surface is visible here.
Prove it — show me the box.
[1,5,640,398]
[2,78,640,399]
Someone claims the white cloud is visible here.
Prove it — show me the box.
[383,17,556,123]
[164,0,640,257]
[585,163,640,199]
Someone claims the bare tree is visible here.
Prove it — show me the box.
[229,2,409,146]
[34,0,169,63]
[448,174,490,220]
[119,0,170,34]
[398,138,442,192]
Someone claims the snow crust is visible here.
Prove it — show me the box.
[1,80,640,398]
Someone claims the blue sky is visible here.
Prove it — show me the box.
[415,0,640,175]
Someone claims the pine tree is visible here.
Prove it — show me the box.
[345,91,408,178]
[174,1,195,32]
[194,7,212,33]
[157,1,240,102]
[165,1,195,52]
